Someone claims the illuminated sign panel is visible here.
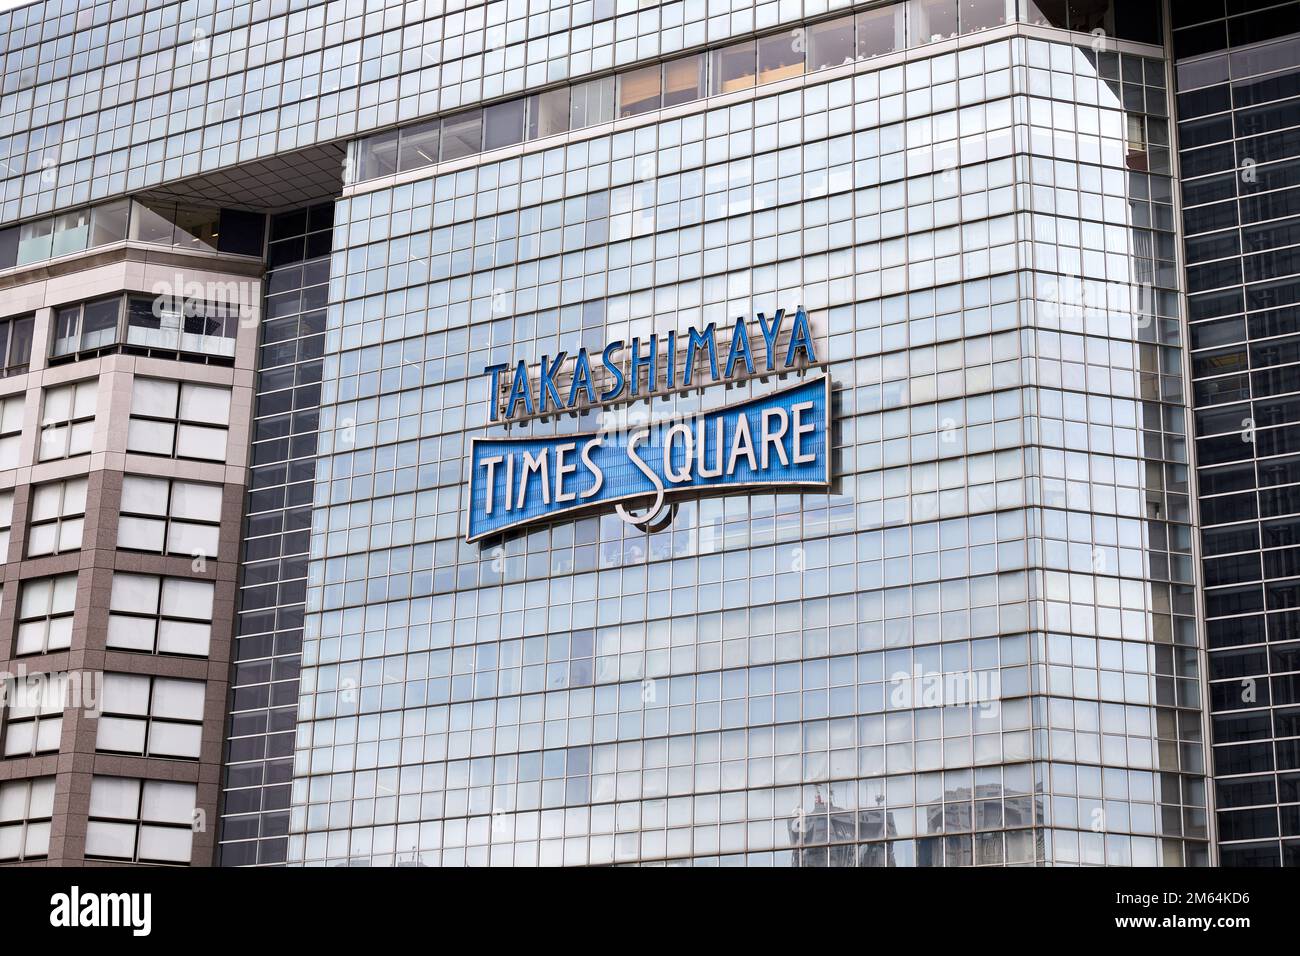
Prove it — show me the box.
[465,308,830,542]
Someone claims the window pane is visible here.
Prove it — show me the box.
[168,521,219,556]
[808,16,856,71]
[118,515,166,551]
[85,820,136,859]
[97,716,147,753]
[90,200,130,246]
[148,722,202,759]
[121,476,169,515]
[103,673,151,715]
[129,201,178,245]
[4,315,33,371]
[170,482,222,521]
[570,77,615,127]
[171,207,221,252]
[152,678,205,721]
[857,7,899,59]
[757,32,804,84]
[178,384,231,425]
[16,218,53,265]
[139,825,192,863]
[131,378,178,418]
[711,41,756,94]
[80,297,121,350]
[51,210,90,257]
[52,307,80,357]
[89,776,140,819]
[440,111,483,160]
[142,781,196,824]
[161,579,214,620]
[110,573,160,614]
[157,620,210,656]
[911,0,960,44]
[527,88,570,138]
[176,424,226,461]
[618,64,661,117]
[961,0,1010,33]
[108,616,157,651]
[662,55,705,107]
[356,131,398,180]
[483,99,526,150]
[397,120,439,172]
[1022,0,1068,27]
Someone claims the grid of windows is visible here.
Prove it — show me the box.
[85,776,197,865]
[351,1,1160,185]
[37,380,96,462]
[1174,6,1300,868]
[0,0,1162,231]
[117,475,223,557]
[280,29,1207,867]
[220,204,330,867]
[107,572,215,658]
[0,777,55,862]
[127,378,232,462]
[96,673,206,760]
[27,476,88,557]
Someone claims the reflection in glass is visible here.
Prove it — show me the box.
[355,130,398,180]
[662,55,705,107]
[857,6,903,59]
[571,77,615,127]
[528,88,570,138]
[397,120,439,172]
[129,201,178,245]
[618,64,661,117]
[757,32,804,84]
[51,210,90,257]
[910,0,960,44]
[1021,0,1069,27]
[808,16,856,71]
[483,99,526,150]
[81,297,121,350]
[441,111,483,160]
[90,201,130,247]
[16,218,53,265]
[961,0,1011,33]
[172,207,220,252]
[0,313,33,375]
[710,41,756,94]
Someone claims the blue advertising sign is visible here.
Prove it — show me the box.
[466,376,830,541]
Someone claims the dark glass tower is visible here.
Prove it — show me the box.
[1172,0,1300,866]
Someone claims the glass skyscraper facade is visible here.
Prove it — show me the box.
[1172,1,1300,867]
[0,0,1294,868]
